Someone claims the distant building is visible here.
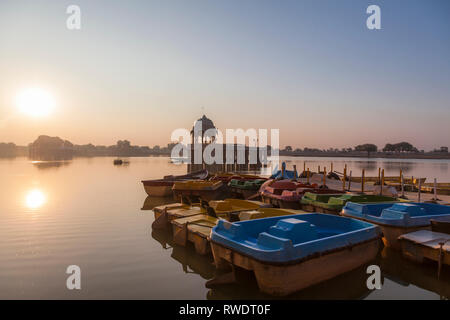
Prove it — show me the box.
[441,146,448,153]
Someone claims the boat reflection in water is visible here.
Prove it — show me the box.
[150,227,377,299]
[141,196,176,211]
[380,247,450,299]
[206,261,376,300]
[151,229,215,280]
[31,160,72,170]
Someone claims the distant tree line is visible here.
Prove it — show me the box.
[0,142,27,157]
[282,141,429,157]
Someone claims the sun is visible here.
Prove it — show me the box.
[25,189,46,209]
[16,87,55,117]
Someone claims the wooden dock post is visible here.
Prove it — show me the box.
[433,178,437,200]
[303,162,306,175]
[380,169,385,196]
[331,162,333,172]
[307,168,310,184]
[293,165,297,180]
[361,169,365,193]
[401,174,405,198]
[343,166,347,191]
[399,169,402,184]
[323,167,327,187]
[378,168,381,185]
[318,165,321,173]
[348,170,352,191]
[418,178,422,202]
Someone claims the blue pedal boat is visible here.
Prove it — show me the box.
[210,213,381,296]
[341,202,450,249]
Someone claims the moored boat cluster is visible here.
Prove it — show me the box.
[141,163,450,296]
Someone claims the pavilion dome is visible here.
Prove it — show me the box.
[190,115,217,135]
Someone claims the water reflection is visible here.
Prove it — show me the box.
[151,229,215,280]
[142,196,175,210]
[25,189,46,209]
[206,262,375,300]
[32,160,72,170]
[380,247,450,299]
[150,228,375,299]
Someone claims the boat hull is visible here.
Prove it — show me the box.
[398,230,450,266]
[143,184,173,197]
[210,238,380,296]
[171,215,215,255]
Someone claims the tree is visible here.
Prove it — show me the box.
[355,144,378,157]
[383,142,417,153]
[284,146,293,152]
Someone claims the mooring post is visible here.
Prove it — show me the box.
[418,178,422,202]
[380,169,385,196]
[307,168,310,184]
[361,169,365,193]
[401,174,405,198]
[303,162,306,175]
[433,178,438,200]
[331,162,333,172]
[348,170,352,191]
[293,165,297,181]
[343,166,347,191]
[323,167,327,187]
[378,168,381,185]
[318,165,320,174]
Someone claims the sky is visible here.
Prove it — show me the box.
[0,0,449,150]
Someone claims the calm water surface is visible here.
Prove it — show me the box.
[0,156,449,299]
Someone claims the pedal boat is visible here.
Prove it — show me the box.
[171,208,305,255]
[210,213,382,296]
[259,180,319,209]
[228,178,267,199]
[398,220,450,269]
[341,202,450,249]
[302,193,400,214]
[153,199,269,231]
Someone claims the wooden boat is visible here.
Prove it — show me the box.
[171,208,306,255]
[348,176,426,185]
[172,180,225,201]
[341,202,450,249]
[210,172,265,183]
[301,193,400,214]
[210,214,382,296]
[141,169,208,197]
[420,183,450,196]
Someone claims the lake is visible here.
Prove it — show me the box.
[0,156,449,299]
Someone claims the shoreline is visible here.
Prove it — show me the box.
[279,152,450,160]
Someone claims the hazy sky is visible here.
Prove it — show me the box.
[0,0,449,150]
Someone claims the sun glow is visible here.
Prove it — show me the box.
[25,189,46,209]
[16,88,55,117]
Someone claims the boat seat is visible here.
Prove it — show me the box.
[259,218,318,246]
